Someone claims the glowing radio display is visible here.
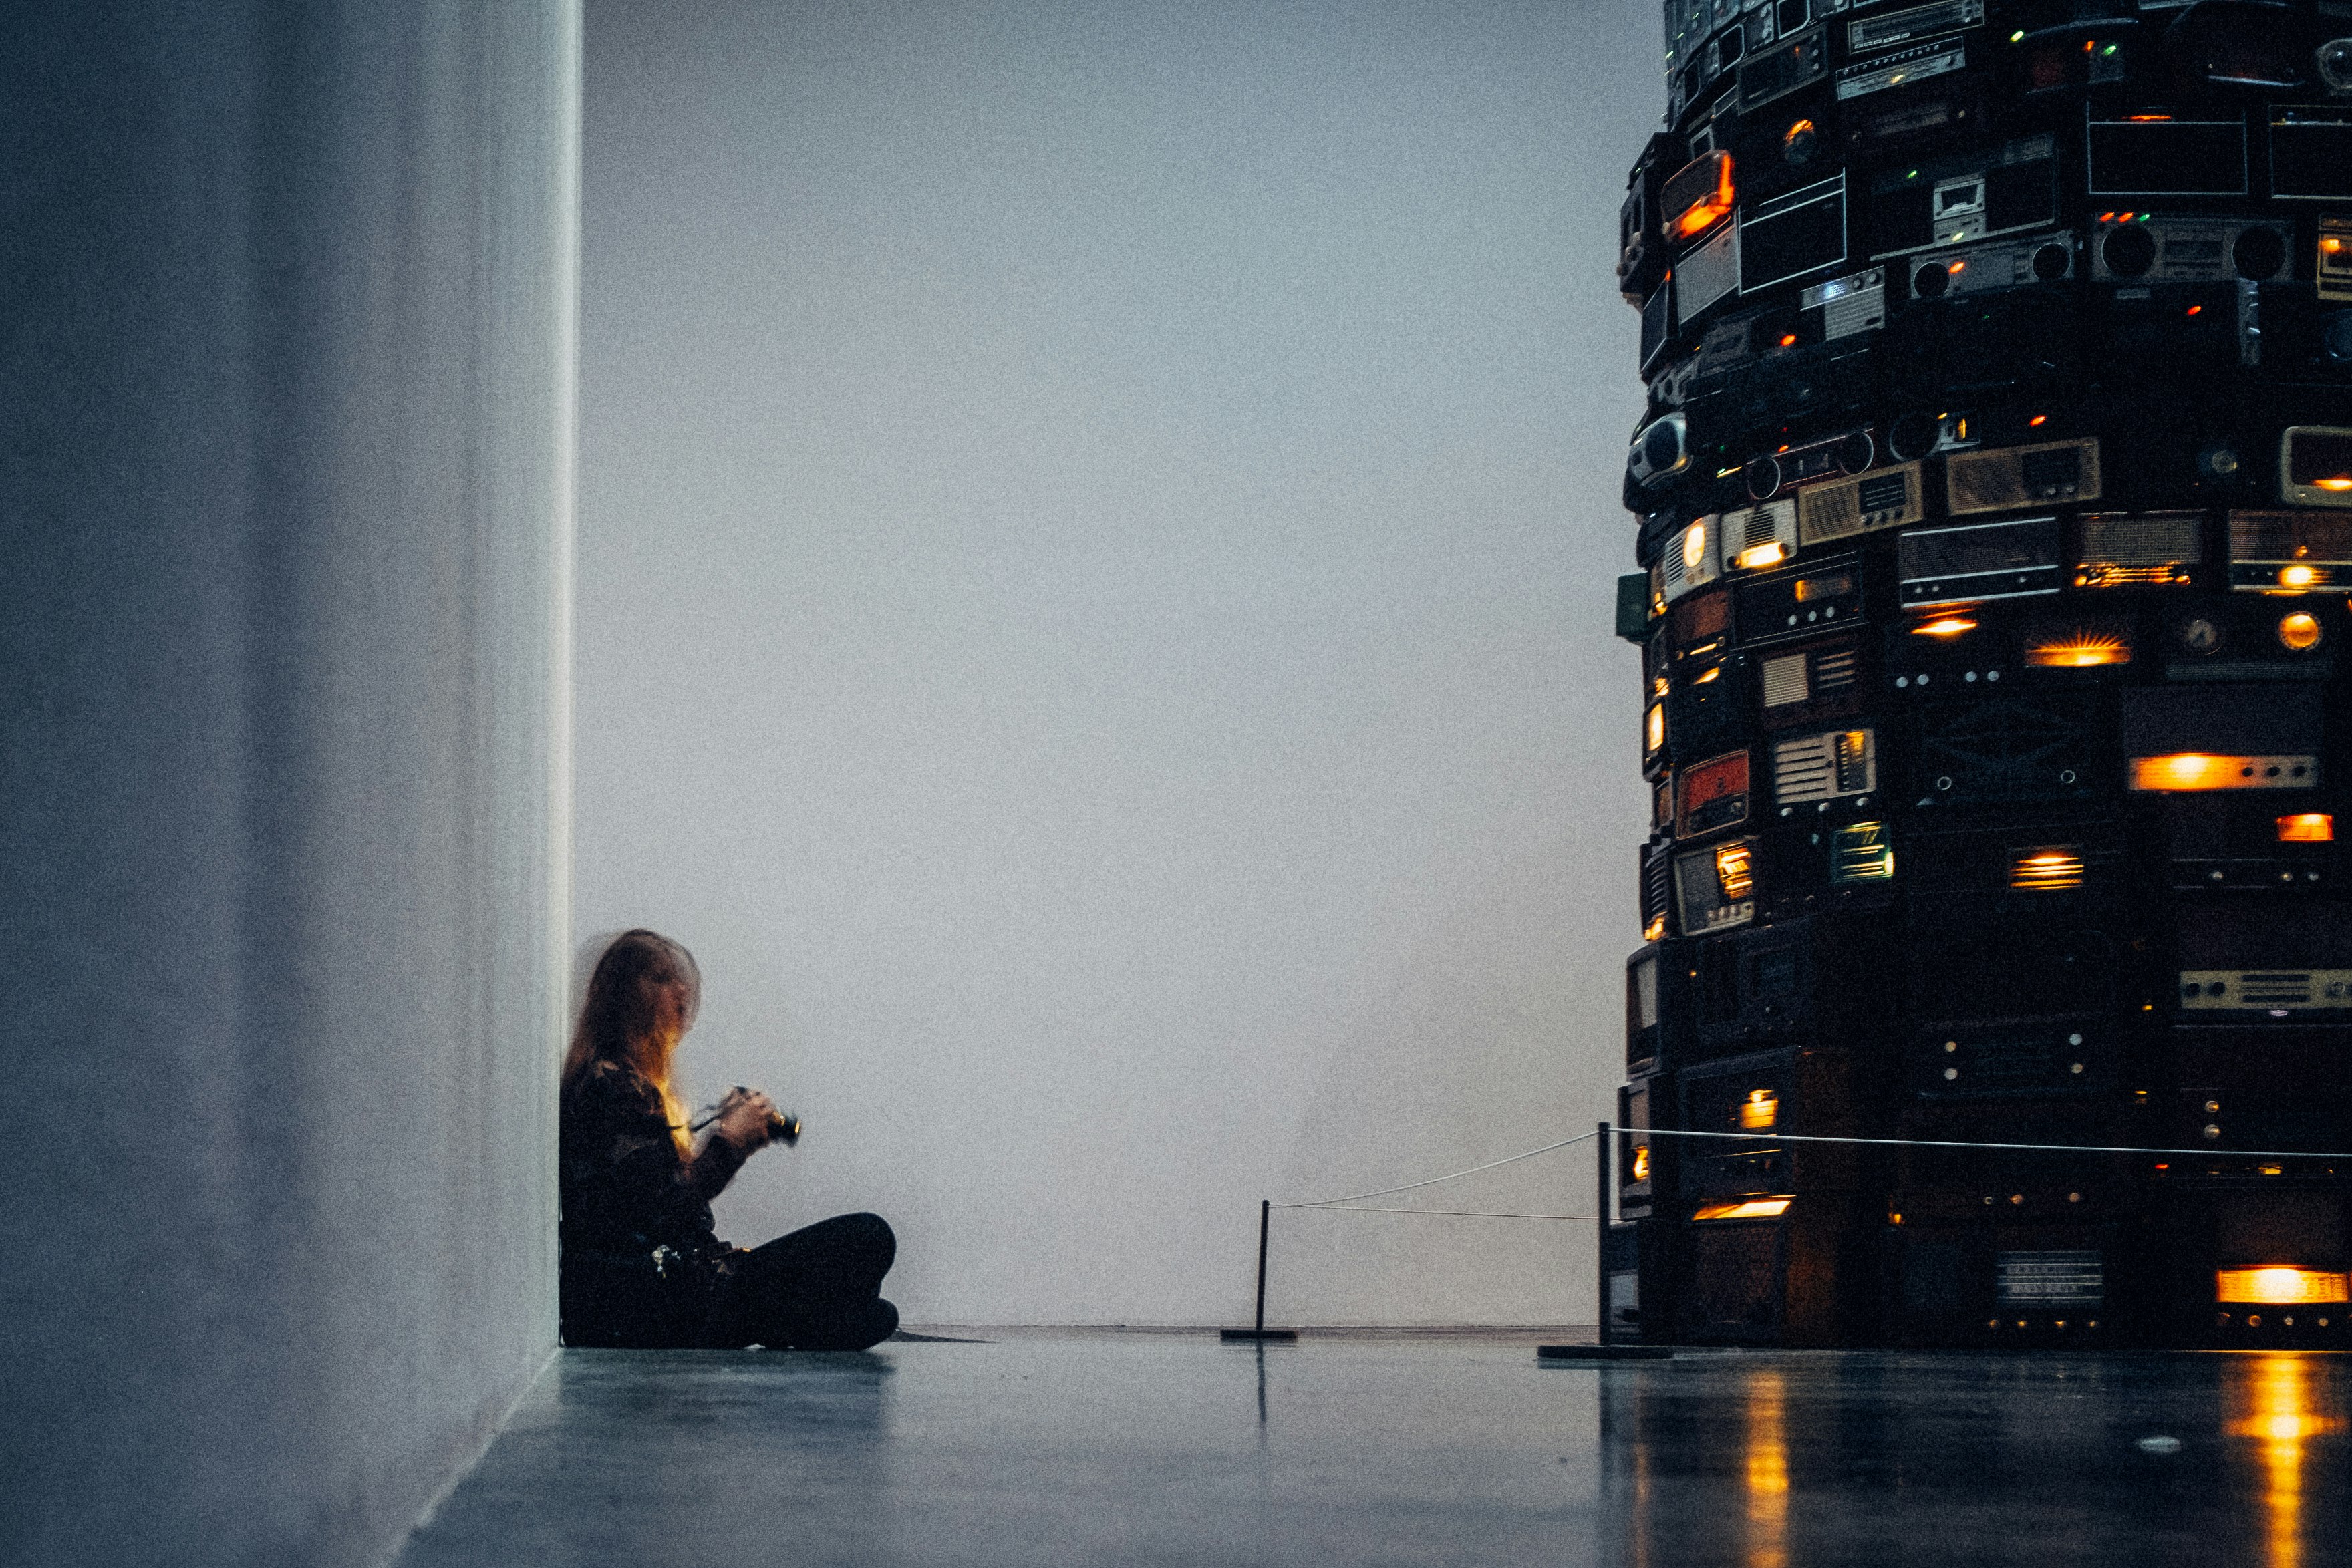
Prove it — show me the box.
[2278,814,2335,842]
[2216,1268,2352,1305]
[2128,754,2319,792]
[1739,1088,1779,1130]
[1694,1197,1792,1221]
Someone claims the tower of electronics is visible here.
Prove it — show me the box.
[1610,0,2352,1348]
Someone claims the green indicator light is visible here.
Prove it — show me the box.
[2103,43,2118,55]
[2010,29,2025,41]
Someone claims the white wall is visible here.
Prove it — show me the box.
[579,0,1660,1325]
[1,5,576,1563]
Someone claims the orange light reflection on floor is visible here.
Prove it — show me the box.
[1745,1368,1788,1568]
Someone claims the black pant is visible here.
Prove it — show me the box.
[714,1212,899,1351]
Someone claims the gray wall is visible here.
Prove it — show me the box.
[1,5,577,1564]
[579,1,1660,1325]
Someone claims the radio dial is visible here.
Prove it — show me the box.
[2101,224,2156,279]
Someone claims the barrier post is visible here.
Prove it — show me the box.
[1596,1120,1612,1345]
[1255,1198,1271,1336]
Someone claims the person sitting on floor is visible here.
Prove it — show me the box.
[558,927,899,1351]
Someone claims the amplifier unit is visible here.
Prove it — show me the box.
[2089,214,2291,283]
[1797,462,1925,544]
[2011,20,2140,97]
[1838,31,1971,110]
[1678,216,1743,327]
[1640,277,1679,376]
[1870,130,2057,258]
[1735,553,1866,646]
[2228,508,2352,589]
[1899,515,2065,606]
[1688,910,1900,1061]
[2162,1,2311,93]
[2270,105,2352,200]
[1770,726,1878,813]
[1735,21,1828,115]
[1944,438,2101,516]
[1907,688,2104,808]
[1626,941,1690,1072]
[2176,898,2352,1020]
[1890,1227,2126,1346]
[1676,837,1760,934]
[1757,634,1866,730]
[1664,650,1752,762]
[1908,1017,2115,1100]
[2077,510,2204,587]
[2122,682,2323,784]
[1677,748,1755,839]
[2279,427,2352,507]
[2087,109,2250,198]
[1678,1045,1864,1203]
[1846,0,1980,58]
[1618,1073,1671,1217]
[2164,792,2340,891]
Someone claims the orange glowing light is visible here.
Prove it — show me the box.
[2281,564,2320,588]
[2218,1268,2352,1305]
[2029,414,2048,427]
[1669,152,1737,239]
[2187,305,2204,316]
[2278,814,2335,842]
[1778,333,1799,347]
[2129,753,2318,792]
[2279,611,2323,650]
[1715,843,1755,900]
[1736,540,1788,570]
[2011,847,2087,890]
[2327,237,2347,255]
[1694,1197,1793,1221]
[1631,1145,1652,1181]
[2318,478,2352,491]
[1740,1088,1779,1130]
[1646,703,1666,752]
[1644,913,1668,941]
[2025,631,2132,667]
[1912,614,1978,638]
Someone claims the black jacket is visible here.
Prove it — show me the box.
[558,1059,748,1346]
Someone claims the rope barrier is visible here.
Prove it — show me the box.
[1297,1207,1598,1221]
[1642,1126,2352,1161]
[1271,1129,1599,1210]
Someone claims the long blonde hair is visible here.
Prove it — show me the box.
[563,929,702,1157]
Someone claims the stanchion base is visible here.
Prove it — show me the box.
[1537,1344,1672,1361]
[1219,1328,1300,1342]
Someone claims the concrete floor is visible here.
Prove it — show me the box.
[397,1331,2352,1567]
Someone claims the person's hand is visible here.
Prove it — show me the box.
[713,1087,780,1151]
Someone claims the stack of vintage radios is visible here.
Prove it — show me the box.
[1610,0,2352,1347]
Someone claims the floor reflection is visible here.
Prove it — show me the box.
[2230,1354,2348,1568]
[1743,1368,1788,1568]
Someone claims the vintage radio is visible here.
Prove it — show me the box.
[2018,611,2138,670]
[1757,633,1866,729]
[2077,510,2203,587]
[1892,1100,2140,1210]
[1898,516,2065,607]
[1906,687,2105,808]
[2278,428,2352,508]
[1675,836,1760,934]
[1717,497,1799,572]
[1888,1226,2128,1347]
[1676,1197,1878,1345]
[1677,1046,1866,1209]
[1662,145,1736,246]
[1896,816,2133,897]
[1838,31,1973,116]
[1664,650,1752,762]
[1640,277,1680,376]
[1796,462,1924,544]
[1870,131,2056,260]
[1616,571,1654,641]
[2175,897,2352,1021]
[1881,281,2079,393]
[1900,228,2073,301]
[1769,726,1878,814]
[1664,581,1734,665]
[1644,689,1670,778]
[1659,512,1725,603]
[1677,748,1755,838]
[1677,214,1743,327]
[2009,19,2140,97]
[1642,838,1676,939]
[2323,216,2352,301]
[2122,681,2323,794]
[1945,438,2101,516]
[1737,171,1848,295]
[1686,910,1898,1060]
[2271,105,2352,200]
[1733,553,1864,646]
[2087,110,2250,199]
[2163,792,2340,891]
[2228,508,2352,590]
